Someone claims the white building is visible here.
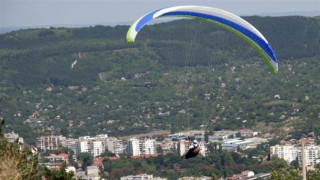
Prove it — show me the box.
[78,136,91,154]
[239,129,258,138]
[127,138,141,156]
[91,141,104,157]
[221,139,253,152]
[107,137,124,156]
[95,134,109,150]
[143,139,155,155]
[270,144,296,163]
[270,144,320,167]
[86,166,100,180]
[36,134,66,151]
[66,138,78,155]
[208,131,237,142]
[298,145,320,167]
[77,135,110,157]
[177,139,188,156]
[4,132,24,144]
[121,174,166,180]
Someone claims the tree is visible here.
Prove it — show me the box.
[290,156,299,169]
[43,162,76,180]
[271,156,289,169]
[270,168,300,180]
[79,152,94,170]
[156,145,163,154]
[307,170,320,180]
[100,150,116,157]
[0,118,41,180]
[211,173,218,180]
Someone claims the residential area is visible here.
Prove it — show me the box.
[5,128,320,179]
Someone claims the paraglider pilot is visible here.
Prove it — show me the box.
[185,139,201,159]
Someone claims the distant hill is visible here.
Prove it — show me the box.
[0,16,319,144]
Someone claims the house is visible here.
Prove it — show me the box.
[239,129,258,138]
[86,166,100,180]
[92,157,104,168]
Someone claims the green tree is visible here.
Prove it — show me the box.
[79,152,94,170]
[156,145,163,154]
[307,170,320,180]
[290,156,299,169]
[43,162,76,180]
[0,118,41,180]
[271,156,289,169]
[211,173,218,180]
[270,168,300,180]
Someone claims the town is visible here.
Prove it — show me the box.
[4,128,320,180]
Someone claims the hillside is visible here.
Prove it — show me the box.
[0,16,319,144]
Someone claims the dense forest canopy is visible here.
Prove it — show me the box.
[0,16,319,144]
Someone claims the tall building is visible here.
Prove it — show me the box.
[270,144,296,162]
[78,136,91,154]
[143,139,155,155]
[177,139,188,156]
[36,134,66,152]
[66,138,78,155]
[76,134,122,157]
[127,138,141,156]
[298,145,320,167]
[107,137,124,156]
[270,144,320,167]
[96,134,109,150]
[91,141,104,157]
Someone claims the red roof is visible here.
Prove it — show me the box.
[57,153,69,159]
[92,157,104,167]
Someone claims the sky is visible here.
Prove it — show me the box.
[1,0,320,29]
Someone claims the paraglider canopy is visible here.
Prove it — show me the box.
[126,6,278,74]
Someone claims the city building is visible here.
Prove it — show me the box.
[77,135,114,157]
[121,174,166,180]
[44,153,69,163]
[221,139,254,152]
[177,139,187,156]
[127,138,141,156]
[107,137,124,156]
[78,136,91,154]
[86,166,100,180]
[208,131,237,142]
[127,138,159,156]
[270,144,320,167]
[36,134,66,151]
[143,139,156,155]
[66,138,78,155]
[226,170,255,180]
[270,144,296,162]
[178,177,212,180]
[91,141,104,157]
[239,129,258,138]
[4,132,24,144]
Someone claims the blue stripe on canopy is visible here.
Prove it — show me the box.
[160,11,277,63]
[135,9,164,32]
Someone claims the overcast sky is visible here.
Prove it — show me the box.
[1,0,320,28]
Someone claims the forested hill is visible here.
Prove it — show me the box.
[0,16,319,144]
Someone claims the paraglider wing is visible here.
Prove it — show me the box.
[126,6,278,74]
